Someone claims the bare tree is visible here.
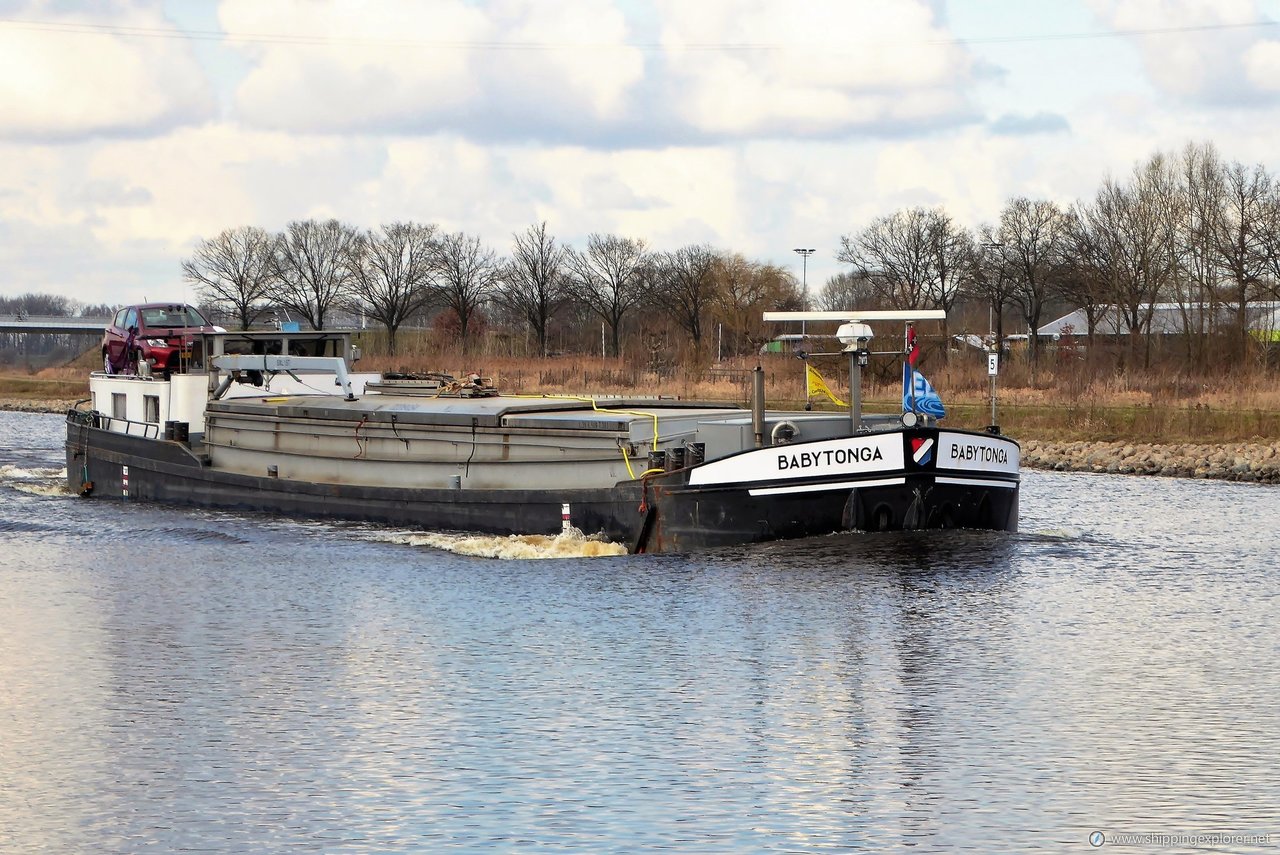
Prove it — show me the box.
[1258,176,1280,305]
[349,221,437,355]
[495,222,570,357]
[564,233,649,358]
[838,207,938,309]
[712,255,798,356]
[654,244,720,348]
[80,302,119,318]
[1058,207,1113,357]
[927,210,976,359]
[997,197,1069,365]
[181,226,275,330]
[1211,159,1272,363]
[838,206,972,312]
[272,219,362,330]
[0,293,73,315]
[970,225,1018,346]
[433,231,502,352]
[1081,165,1176,369]
[1169,142,1226,368]
[815,271,880,311]
[837,206,973,359]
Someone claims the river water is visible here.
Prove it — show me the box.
[1,411,1276,853]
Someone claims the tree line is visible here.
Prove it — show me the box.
[826,141,1280,371]
[185,141,1280,372]
[0,293,116,319]
[9,138,1276,373]
[182,220,800,360]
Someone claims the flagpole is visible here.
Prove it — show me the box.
[803,353,812,411]
[906,322,917,414]
[849,345,862,434]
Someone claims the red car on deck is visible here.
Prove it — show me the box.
[101,303,221,377]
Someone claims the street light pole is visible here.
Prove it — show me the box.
[980,241,1004,432]
[792,248,815,337]
[980,241,1003,340]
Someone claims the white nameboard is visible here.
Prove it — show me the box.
[937,432,1020,474]
[688,434,904,487]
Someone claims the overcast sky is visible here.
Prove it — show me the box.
[4,0,1280,309]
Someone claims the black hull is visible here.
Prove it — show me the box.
[643,475,1018,552]
[67,414,1018,554]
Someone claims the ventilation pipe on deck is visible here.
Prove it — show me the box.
[837,322,873,435]
[751,365,765,448]
[849,353,863,435]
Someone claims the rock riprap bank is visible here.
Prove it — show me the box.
[1022,439,1280,483]
[0,398,80,414]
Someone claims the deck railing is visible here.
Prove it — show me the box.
[67,408,161,439]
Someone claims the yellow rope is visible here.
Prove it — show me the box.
[620,442,636,479]
[508,393,663,478]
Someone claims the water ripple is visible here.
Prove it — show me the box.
[0,413,1276,852]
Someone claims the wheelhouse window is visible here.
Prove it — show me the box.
[112,393,126,420]
[140,306,209,328]
[144,395,160,424]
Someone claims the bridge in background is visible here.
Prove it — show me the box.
[0,316,110,335]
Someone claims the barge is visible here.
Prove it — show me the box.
[66,311,1019,553]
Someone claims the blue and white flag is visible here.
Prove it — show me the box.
[902,362,946,419]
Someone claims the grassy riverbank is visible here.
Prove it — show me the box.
[0,378,89,412]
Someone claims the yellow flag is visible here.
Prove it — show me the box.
[805,364,848,408]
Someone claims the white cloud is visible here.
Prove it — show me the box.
[654,0,978,136]
[224,0,644,136]
[13,1,1280,311]
[224,0,485,130]
[0,2,213,141]
[221,0,978,142]
[0,125,385,304]
[352,139,708,245]
[0,112,1214,306]
[1087,0,1280,103]
[483,0,642,120]
[1244,39,1280,90]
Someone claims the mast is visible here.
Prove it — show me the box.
[763,310,946,433]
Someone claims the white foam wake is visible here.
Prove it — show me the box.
[0,465,66,480]
[371,526,628,559]
[0,465,69,495]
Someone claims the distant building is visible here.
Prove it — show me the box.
[1037,302,1280,341]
